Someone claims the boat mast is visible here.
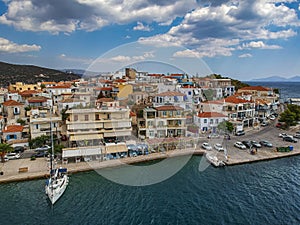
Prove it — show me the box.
[50,93,54,173]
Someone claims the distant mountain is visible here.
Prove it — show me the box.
[61,69,100,77]
[250,75,300,82]
[0,61,81,87]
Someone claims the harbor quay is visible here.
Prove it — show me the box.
[1,127,300,184]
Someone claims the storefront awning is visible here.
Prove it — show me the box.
[105,144,127,154]
[70,134,103,141]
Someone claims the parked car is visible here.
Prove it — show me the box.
[250,141,262,148]
[13,146,25,153]
[34,151,49,158]
[279,133,291,138]
[235,130,245,136]
[201,142,212,150]
[261,122,268,127]
[208,133,220,139]
[6,152,20,160]
[283,136,298,143]
[276,122,283,128]
[294,133,300,139]
[214,143,224,151]
[35,145,51,152]
[234,142,246,149]
[242,141,252,149]
[259,140,273,147]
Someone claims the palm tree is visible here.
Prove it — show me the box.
[0,143,13,163]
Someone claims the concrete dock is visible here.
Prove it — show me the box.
[1,144,300,184]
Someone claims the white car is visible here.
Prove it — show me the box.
[269,115,276,120]
[279,133,292,138]
[35,145,51,152]
[6,152,20,160]
[201,142,212,150]
[214,143,224,151]
[234,142,246,149]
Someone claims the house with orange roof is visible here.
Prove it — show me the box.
[26,96,49,107]
[198,95,256,129]
[2,100,26,125]
[2,125,25,143]
[194,112,228,133]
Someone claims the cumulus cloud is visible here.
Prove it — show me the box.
[239,53,253,58]
[0,37,41,53]
[240,41,282,50]
[133,22,151,31]
[0,0,198,33]
[139,0,300,58]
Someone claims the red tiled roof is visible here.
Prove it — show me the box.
[27,96,48,103]
[3,125,24,133]
[149,74,163,77]
[97,98,114,102]
[19,90,39,97]
[197,112,227,118]
[156,91,185,97]
[155,105,184,111]
[239,86,270,91]
[130,111,136,117]
[2,100,23,106]
[225,96,252,104]
[99,87,112,91]
[48,84,72,89]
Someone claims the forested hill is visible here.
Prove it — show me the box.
[0,61,81,87]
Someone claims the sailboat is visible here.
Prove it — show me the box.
[45,105,69,204]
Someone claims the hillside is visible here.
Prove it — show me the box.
[0,61,81,87]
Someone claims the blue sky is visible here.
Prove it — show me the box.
[0,0,300,80]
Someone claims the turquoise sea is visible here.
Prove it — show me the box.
[1,156,300,225]
[1,81,300,225]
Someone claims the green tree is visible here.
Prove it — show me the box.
[279,104,300,128]
[217,121,234,133]
[0,143,13,163]
[17,118,26,126]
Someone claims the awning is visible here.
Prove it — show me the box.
[62,147,103,158]
[70,134,103,141]
[105,144,127,154]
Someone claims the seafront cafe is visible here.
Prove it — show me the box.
[62,142,128,163]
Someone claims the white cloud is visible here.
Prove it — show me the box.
[139,0,300,58]
[239,53,253,58]
[0,37,41,53]
[0,0,198,33]
[240,41,282,50]
[133,22,151,31]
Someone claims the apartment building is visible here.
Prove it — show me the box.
[29,108,61,139]
[137,105,186,139]
[66,104,132,147]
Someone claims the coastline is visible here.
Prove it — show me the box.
[1,146,300,184]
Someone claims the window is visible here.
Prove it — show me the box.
[13,107,20,115]
[204,119,207,123]
[74,115,78,121]
[84,115,89,121]
[216,119,219,124]
[163,111,167,117]
[210,119,213,124]
[188,91,192,95]
[36,124,39,129]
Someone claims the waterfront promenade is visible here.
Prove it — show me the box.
[1,143,300,183]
